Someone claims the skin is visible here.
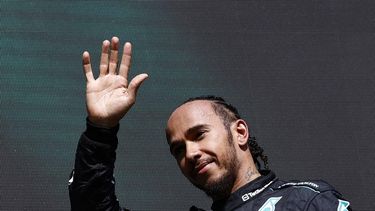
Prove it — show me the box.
[83,36,148,128]
[166,100,261,200]
[84,36,260,201]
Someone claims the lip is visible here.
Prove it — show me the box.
[193,159,213,176]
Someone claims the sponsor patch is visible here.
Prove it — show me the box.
[337,199,350,211]
[258,196,282,211]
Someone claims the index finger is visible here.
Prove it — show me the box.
[119,42,132,83]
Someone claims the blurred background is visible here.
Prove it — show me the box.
[1,1,374,210]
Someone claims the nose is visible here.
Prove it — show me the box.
[185,141,202,162]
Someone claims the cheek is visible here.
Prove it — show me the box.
[177,159,189,175]
[208,135,227,155]
[215,139,236,163]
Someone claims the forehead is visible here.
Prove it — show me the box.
[167,101,220,135]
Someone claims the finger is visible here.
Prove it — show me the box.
[82,51,94,82]
[119,42,132,83]
[109,37,119,74]
[127,73,148,97]
[99,40,110,76]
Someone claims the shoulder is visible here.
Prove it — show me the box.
[270,179,351,210]
[271,179,341,200]
[272,179,335,193]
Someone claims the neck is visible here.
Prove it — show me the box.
[210,165,261,202]
[209,148,261,201]
[231,165,261,194]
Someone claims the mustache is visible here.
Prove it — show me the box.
[193,157,215,173]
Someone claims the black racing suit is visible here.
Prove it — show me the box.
[69,120,352,211]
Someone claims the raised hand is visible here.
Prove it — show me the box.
[83,37,148,128]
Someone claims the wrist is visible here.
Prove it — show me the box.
[88,116,119,128]
[85,117,120,145]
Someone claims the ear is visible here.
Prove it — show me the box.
[232,119,249,147]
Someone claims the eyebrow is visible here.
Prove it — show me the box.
[184,124,210,137]
[169,124,210,154]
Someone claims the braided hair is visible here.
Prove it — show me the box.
[181,95,269,170]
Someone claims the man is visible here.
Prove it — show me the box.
[69,37,351,210]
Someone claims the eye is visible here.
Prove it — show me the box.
[195,130,207,140]
[171,145,185,159]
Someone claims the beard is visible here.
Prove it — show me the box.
[191,133,239,200]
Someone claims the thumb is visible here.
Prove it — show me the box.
[128,73,148,97]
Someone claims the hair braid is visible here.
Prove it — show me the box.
[248,136,269,170]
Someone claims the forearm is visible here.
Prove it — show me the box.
[69,119,121,211]
[71,36,145,211]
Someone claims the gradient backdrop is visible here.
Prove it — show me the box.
[1,1,374,210]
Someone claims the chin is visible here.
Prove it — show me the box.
[192,168,223,186]
[192,170,235,200]
[205,172,224,184]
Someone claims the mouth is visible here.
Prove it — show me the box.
[193,159,214,176]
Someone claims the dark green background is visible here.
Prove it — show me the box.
[1,1,374,210]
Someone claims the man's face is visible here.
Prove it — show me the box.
[166,100,239,198]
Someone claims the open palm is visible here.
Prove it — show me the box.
[83,37,148,127]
